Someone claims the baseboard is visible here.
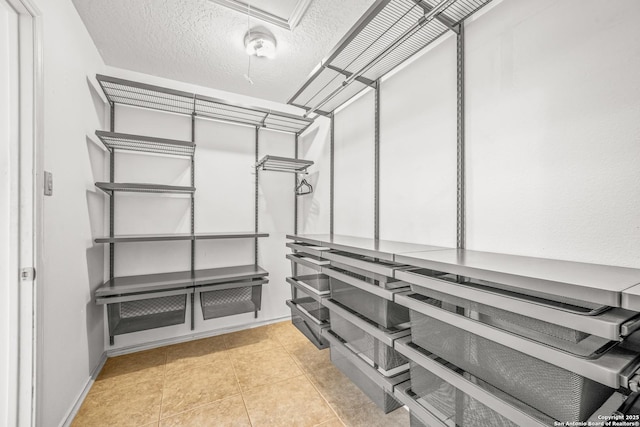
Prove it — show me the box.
[106,314,291,357]
[59,351,108,427]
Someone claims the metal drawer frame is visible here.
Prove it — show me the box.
[395,337,549,427]
[286,241,331,258]
[287,253,330,272]
[323,265,408,300]
[287,299,329,349]
[396,291,640,388]
[322,329,410,391]
[396,269,640,341]
[323,298,410,346]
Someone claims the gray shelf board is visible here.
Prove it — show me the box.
[95,182,195,194]
[256,155,314,173]
[96,74,313,135]
[621,284,640,312]
[396,249,640,308]
[287,234,450,261]
[97,264,268,297]
[95,233,194,244]
[193,264,269,286]
[94,232,269,244]
[195,232,269,240]
[112,310,185,336]
[95,130,195,157]
[97,271,195,297]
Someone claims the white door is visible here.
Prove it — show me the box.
[1,0,42,425]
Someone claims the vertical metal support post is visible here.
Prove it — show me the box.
[330,113,335,235]
[374,82,381,241]
[254,127,259,266]
[456,23,466,250]
[190,113,196,330]
[109,104,115,346]
[294,134,299,235]
[293,134,299,277]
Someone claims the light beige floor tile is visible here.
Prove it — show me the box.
[159,394,250,427]
[267,320,309,348]
[223,326,283,358]
[92,347,167,394]
[287,339,332,374]
[231,347,303,392]
[314,417,345,427]
[164,335,228,376]
[307,364,372,419]
[72,378,163,427]
[339,402,409,427]
[160,362,239,419]
[243,375,335,427]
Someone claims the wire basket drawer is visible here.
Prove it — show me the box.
[409,362,553,427]
[409,307,614,422]
[329,271,409,328]
[329,343,404,414]
[107,293,187,336]
[200,283,263,320]
[329,309,408,375]
[407,278,607,350]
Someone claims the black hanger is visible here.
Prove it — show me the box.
[295,178,313,196]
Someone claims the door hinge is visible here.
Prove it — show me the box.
[20,267,36,281]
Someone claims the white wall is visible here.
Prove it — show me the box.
[258,129,295,320]
[334,90,375,238]
[35,0,107,425]
[328,0,640,269]
[464,0,640,266]
[298,117,332,234]
[379,35,457,247]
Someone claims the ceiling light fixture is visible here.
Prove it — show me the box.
[244,30,277,59]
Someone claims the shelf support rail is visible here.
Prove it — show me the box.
[456,22,465,249]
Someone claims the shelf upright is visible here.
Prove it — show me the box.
[190,106,196,330]
[109,105,115,284]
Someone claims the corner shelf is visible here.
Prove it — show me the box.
[95,182,196,195]
[95,130,196,157]
[94,232,269,244]
[288,0,493,115]
[256,155,314,174]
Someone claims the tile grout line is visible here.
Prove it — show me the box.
[156,351,169,426]
[229,351,255,427]
[277,334,346,427]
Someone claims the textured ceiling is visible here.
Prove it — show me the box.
[72,0,376,103]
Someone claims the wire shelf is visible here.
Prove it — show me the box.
[95,130,195,157]
[256,155,314,174]
[97,74,314,134]
[288,0,493,113]
[95,182,196,195]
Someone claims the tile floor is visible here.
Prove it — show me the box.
[72,321,410,426]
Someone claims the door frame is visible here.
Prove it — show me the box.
[4,0,43,425]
